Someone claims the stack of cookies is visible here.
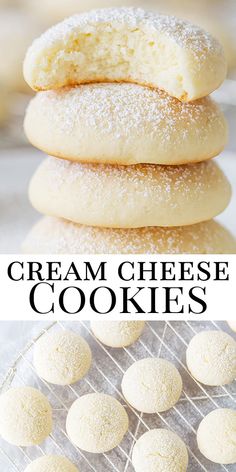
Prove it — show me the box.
[23,7,236,254]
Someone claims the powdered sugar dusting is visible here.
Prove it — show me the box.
[28,7,223,57]
[45,157,225,202]
[33,84,225,147]
[23,217,236,254]
[29,155,231,228]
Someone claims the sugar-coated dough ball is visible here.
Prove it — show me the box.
[197,409,236,464]
[25,455,78,472]
[66,393,129,453]
[0,10,41,92]
[0,387,52,446]
[34,330,92,385]
[186,330,236,386]
[29,158,231,229]
[227,321,236,332]
[132,429,188,472]
[22,217,236,255]
[24,84,227,166]
[23,7,226,101]
[122,358,182,413]
[91,321,145,347]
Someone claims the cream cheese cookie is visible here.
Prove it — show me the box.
[197,409,236,464]
[121,358,182,413]
[132,429,188,472]
[34,329,92,385]
[29,158,231,228]
[23,7,227,101]
[0,387,52,446]
[22,217,236,255]
[25,456,78,472]
[91,321,145,347]
[66,393,129,453]
[186,330,236,386]
[24,84,227,165]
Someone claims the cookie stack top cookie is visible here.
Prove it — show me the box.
[24,7,226,100]
[23,7,236,254]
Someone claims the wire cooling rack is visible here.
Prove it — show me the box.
[0,320,236,472]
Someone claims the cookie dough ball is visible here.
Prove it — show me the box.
[91,321,145,347]
[197,409,236,464]
[24,84,227,166]
[66,393,129,453]
[0,10,41,92]
[132,429,188,472]
[186,330,236,386]
[24,8,226,101]
[25,456,78,472]
[0,387,52,446]
[121,358,182,413]
[29,158,231,229]
[227,320,236,332]
[22,217,236,255]
[34,330,92,385]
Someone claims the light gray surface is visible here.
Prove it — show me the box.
[0,321,49,384]
[0,147,236,253]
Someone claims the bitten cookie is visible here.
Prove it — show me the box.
[23,7,226,101]
[24,84,227,165]
[29,158,231,228]
[34,329,92,385]
[132,429,188,472]
[0,387,52,446]
[197,409,236,464]
[25,456,79,472]
[22,217,236,255]
[186,330,236,386]
[66,393,129,453]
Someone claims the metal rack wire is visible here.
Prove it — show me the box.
[0,320,236,471]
